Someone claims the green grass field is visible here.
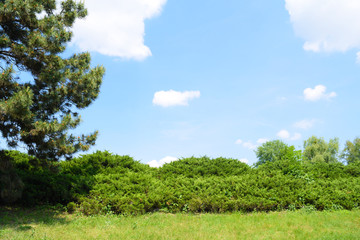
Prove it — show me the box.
[1,208,359,240]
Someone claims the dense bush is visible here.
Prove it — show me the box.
[0,151,24,204]
[158,156,251,178]
[1,142,360,215]
[1,150,76,206]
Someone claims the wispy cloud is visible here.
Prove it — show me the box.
[153,90,200,107]
[290,133,302,141]
[72,0,167,60]
[243,141,257,150]
[294,119,317,130]
[303,85,336,101]
[236,138,269,150]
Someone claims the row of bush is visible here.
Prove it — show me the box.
[1,142,360,215]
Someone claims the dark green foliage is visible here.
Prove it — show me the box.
[2,144,360,214]
[0,150,24,203]
[60,151,153,197]
[66,201,76,213]
[5,150,76,205]
[303,161,346,179]
[0,151,154,206]
[158,156,250,178]
[0,0,105,160]
[345,161,360,177]
[70,154,360,215]
[61,151,151,176]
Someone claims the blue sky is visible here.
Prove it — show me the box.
[65,0,360,166]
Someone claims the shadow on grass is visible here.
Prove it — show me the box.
[0,206,70,231]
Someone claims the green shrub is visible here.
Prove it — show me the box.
[158,156,250,178]
[345,161,360,177]
[2,149,360,215]
[67,202,77,213]
[79,198,104,216]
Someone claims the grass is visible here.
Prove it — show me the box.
[1,207,360,240]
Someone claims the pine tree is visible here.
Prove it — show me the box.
[0,0,105,160]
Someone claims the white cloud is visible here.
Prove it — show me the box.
[303,85,337,101]
[239,158,249,164]
[235,139,243,145]
[153,90,201,107]
[285,0,360,56]
[147,160,161,168]
[277,130,302,141]
[147,156,178,168]
[277,130,290,139]
[71,0,167,60]
[294,119,316,130]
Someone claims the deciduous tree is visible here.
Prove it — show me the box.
[255,140,301,167]
[341,138,360,164]
[303,136,339,163]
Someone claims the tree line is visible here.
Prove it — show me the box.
[0,136,359,215]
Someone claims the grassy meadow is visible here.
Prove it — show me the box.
[1,207,360,240]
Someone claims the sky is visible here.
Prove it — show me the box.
[62,0,360,166]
